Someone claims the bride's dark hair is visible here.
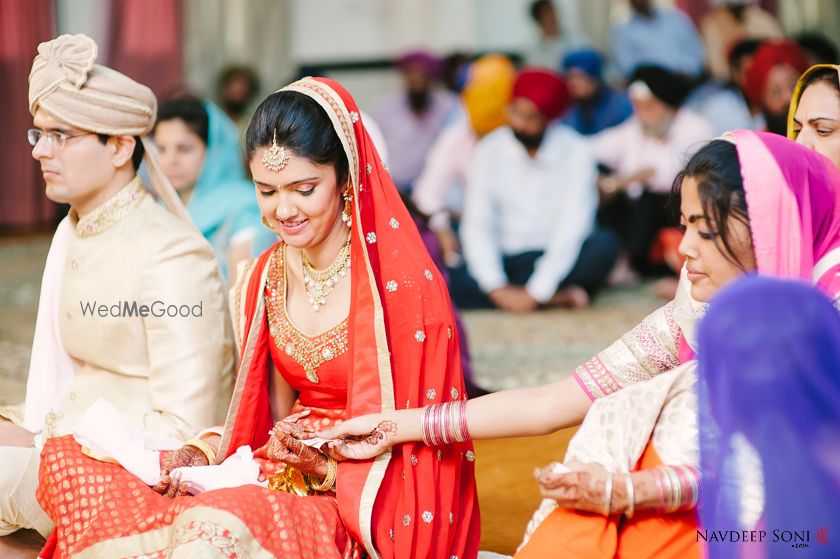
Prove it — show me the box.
[245,90,349,187]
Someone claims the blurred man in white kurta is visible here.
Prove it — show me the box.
[592,65,713,277]
[0,34,234,543]
[453,69,619,312]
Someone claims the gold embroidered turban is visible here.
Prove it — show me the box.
[28,33,190,222]
[29,34,157,136]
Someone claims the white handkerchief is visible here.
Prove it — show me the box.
[72,399,162,485]
[171,446,265,494]
[299,436,331,450]
[73,399,264,492]
[551,463,572,474]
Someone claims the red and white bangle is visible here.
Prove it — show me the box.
[652,465,701,513]
[420,401,471,446]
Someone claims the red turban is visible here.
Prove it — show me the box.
[511,68,570,121]
[741,41,809,107]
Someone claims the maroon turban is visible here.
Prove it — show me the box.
[511,68,570,121]
[741,41,809,107]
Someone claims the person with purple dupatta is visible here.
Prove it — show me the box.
[698,276,840,559]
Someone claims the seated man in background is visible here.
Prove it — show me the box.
[741,39,810,135]
[412,54,517,267]
[592,66,713,279]
[373,50,456,192]
[561,48,633,136]
[453,69,619,312]
[699,0,782,82]
[610,0,705,79]
[0,34,234,547]
[525,0,590,70]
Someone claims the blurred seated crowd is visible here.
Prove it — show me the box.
[370,0,835,312]
[135,0,837,318]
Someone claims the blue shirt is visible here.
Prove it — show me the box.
[611,8,705,78]
[563,87,633,136]
[683,81,755,137]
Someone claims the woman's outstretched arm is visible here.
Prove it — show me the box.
[320,374,593,459]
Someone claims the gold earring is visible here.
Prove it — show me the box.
[262,129,289,172]
[341,186,353,228]
[262,216,278,232]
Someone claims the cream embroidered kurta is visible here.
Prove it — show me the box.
[49,178,234,439]
[0,178,234,536]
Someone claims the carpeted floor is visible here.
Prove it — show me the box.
[0,234,662,554]
[474,428,578,554]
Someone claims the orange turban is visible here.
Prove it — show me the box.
[461,54,516,136]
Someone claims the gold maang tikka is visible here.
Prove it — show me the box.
[262,129,289,172]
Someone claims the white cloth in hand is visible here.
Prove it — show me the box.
[171,445,265,494]
[72,399,264,492]
[72,398,172,485]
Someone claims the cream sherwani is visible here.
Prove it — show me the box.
[0,178,235,536]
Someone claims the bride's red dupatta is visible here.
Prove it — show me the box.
[217,78,480,559]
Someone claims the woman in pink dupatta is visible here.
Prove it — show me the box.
[320,129,840,559]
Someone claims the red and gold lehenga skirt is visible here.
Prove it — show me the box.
[37,404,363,559]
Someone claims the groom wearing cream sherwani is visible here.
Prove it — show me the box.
[0,34,234,543]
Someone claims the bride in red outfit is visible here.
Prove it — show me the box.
[36,77,480,559]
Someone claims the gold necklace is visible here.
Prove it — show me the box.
[301,233,351,312]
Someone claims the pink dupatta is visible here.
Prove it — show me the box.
[733,129,840,298]
[573,130,840,401]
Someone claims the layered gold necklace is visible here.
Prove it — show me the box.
[301,232,351,312]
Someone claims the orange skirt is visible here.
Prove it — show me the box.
[37,427,363,558]
[515,442,700,559]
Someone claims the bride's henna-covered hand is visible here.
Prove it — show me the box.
[267,425,329,477]
[271,409,315,441]
[152,446,208,497]
[320,418,398,461]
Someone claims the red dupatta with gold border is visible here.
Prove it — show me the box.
[217,77,480,559]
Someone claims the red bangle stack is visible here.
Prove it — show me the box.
[421,401,470,446]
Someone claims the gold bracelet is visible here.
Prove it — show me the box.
[185,438,217,465]
[308,457,338,492]
[195,426,224,440]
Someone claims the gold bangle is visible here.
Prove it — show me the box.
[195,426,224,439]
[308,457,337,492]
[185,438,217,465]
